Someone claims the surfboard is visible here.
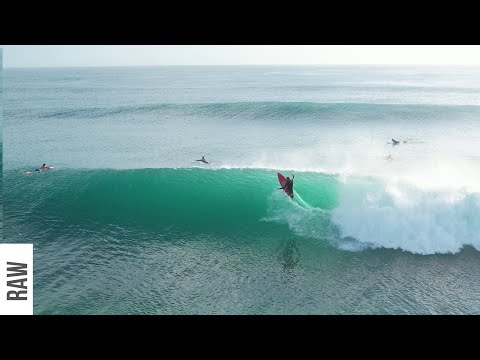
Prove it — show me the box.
[277,173,293,198]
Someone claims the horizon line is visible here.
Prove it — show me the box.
[4,63,480,69]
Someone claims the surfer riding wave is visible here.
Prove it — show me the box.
[278,174,294,198]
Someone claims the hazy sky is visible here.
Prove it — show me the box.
[2,45,480,67]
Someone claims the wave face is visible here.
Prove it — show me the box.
[5,168,479,255]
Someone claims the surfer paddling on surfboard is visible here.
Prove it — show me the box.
[277,173,294,198]
[195,156,209,164]
[36,163,53,172]
[24,163,54,175]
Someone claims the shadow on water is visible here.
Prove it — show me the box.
[277,236,300,272]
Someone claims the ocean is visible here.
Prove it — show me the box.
[2,65,480,314]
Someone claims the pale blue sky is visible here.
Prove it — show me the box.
[2,45,480,67]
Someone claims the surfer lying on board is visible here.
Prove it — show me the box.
[36,163,53,172]
[278,175,294,197]
[195,156,209,164]
[24,163,53,174]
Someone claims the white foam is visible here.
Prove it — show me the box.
[262,190,366,251]
[331,178,480,254]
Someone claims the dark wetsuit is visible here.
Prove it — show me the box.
[286,179,293,193]
[278,175,295,198]
[284,179,294,197]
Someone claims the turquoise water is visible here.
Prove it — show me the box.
[3,66,480,314]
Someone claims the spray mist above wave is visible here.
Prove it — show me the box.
[198,154,480,195]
